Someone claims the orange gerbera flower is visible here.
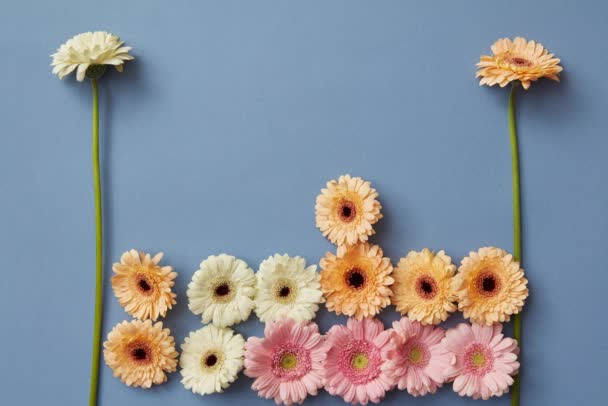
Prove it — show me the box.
[476,37,562,90]
[315,175,382,246]
[320,242,393,319]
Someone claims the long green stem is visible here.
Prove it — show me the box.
[509,84,522,406]
[89,79,102,406]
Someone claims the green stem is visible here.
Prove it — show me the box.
[509,84,522,406]
[89,79,102,406]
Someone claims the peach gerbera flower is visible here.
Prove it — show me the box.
[392,249,457,325]
[112,249,177,321]
[103,320,178,388]
[453,247,529,326]
[315,175,382,246]
[476,37,562,90]
[320,242,393,319]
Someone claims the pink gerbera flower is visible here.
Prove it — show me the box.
[383,317,450,396]
[244,318,326,405]
[324,318,395,405]
[439,323,520,400]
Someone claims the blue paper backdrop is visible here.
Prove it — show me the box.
[1,1,607,405]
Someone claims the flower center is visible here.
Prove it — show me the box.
[128,341,152,364]
[475,270,502,297]
[201,350,224,371]
[409,346,423,363]
[415,275,438,299]
[274,279,298,304]
[338,200,357,223]
[212,279,236,303]
[345,267,366,290]
[85,64,107,80]
[464,344,494,375]
[351,353,369,370]
[508,56,533,67]
[280,353,298,370]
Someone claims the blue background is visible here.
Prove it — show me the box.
[1,1,606,405]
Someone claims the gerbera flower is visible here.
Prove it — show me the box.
[392,249,457,325]
[324,318,395,405]
[383,317,450,396]
[111,249,177,321]
[180,325,245,395]
[254,254,323,323]
[103,320,178,388]
[453,247,529,326]
[320,242,393,319]
[476,37,562,90]
[187,254,256,327]
[244,318,327,406]
[315,175,382,246]
[51,31,134,81]
[439,323,520,400]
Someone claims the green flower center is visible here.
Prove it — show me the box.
[409,346,423,363]
[471,351,487,367]
[280,353,298,369]
[85,64,107,80]
[352,353,369,370]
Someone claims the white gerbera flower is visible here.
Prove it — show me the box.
[254,254,323,323]
[180,325,245,395]
[51,31,133,81]
[187,254,256,327]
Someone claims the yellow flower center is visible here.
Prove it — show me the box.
[409,346,423,364]
[280,353,298,370]
[352,353,369,370]
[471,351,487,368]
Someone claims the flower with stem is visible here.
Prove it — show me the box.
[476,36,561,405]
[51,31,133,406]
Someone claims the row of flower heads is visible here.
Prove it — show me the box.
[104,175,529,404]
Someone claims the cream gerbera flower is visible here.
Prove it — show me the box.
[315,175,382,246]
[392,249,457,325]
[453,247,529,325]
[51,31,133,81]
[103,320,178,388]
[180,325,245,395]
[476,37,562,90]
[187,254,256,327]
[320,242,393,319]
[254,254,323,323]
[111,249,177,321]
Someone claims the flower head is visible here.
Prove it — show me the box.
[244,319,327,406]
[180,325,245,395]
[254,254,323,323]
[453,247,529,326]
[324,318,395,405]
[476,37,562,90]
[439,323,520,400]
[111,249,177,321]
[392,249,457,325]
[187,254,257,327]
[383,317,450,396]
[103,320,178,388]
[320,243,393,319]
[315,175,382,246]
[51,31,133,81]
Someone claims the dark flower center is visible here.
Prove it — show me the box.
[205,354,218,367]
[475,271,502,297]
[338,200,357,223]
[415,276,438,299]
[279,286,291,297]
[132,348,147,360]
[508,57,532,67]
[138,278,151,292]
[215,283,230,296]
[345,268,366,290]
